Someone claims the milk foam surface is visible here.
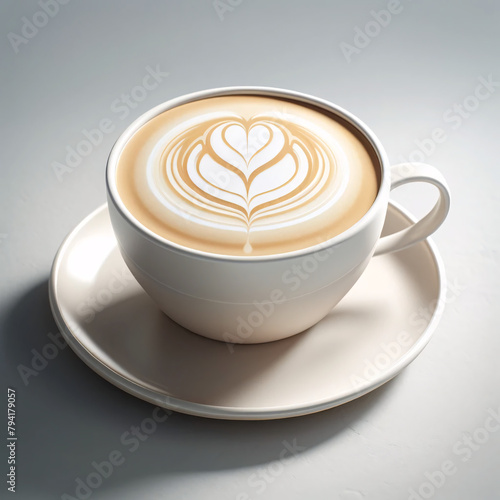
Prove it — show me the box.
[116,96,379,256]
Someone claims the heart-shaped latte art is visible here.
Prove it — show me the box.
[157,116,337,230]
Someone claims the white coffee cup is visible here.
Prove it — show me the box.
[106,87,450,344]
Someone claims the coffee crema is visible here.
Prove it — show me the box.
[115,95,379,256]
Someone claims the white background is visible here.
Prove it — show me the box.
[1,1,499,499]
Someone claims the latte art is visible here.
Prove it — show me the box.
[116,96,379,256]
[152,115,346,253]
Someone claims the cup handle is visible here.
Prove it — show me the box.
[374,163,450,256]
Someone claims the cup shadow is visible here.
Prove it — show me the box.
[2,280,403,497]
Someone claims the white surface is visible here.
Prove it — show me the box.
[1,1,499,499]
[49,203,444,420]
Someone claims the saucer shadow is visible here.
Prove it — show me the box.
[1,280,403,498]
[78,277,395,413]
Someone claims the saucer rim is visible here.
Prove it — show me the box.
[49,202,446,420]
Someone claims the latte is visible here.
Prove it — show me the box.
[115,95,379,256]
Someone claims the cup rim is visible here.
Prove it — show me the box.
[106,86,391,262]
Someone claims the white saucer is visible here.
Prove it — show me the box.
[49,203,445,420]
